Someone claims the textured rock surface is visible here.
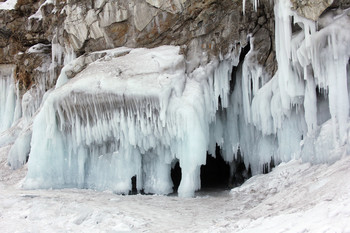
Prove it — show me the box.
[291,0,334,21]
[1,0,347,94]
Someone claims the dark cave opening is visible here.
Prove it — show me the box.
[263,157,275,174]
[130,175,138,195]
[200,145,231,190]
[230,151,252,188]
[171,161,182,193]
[230,42,251,93]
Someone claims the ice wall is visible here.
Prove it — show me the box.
[206,0,350,175]
[6,59,51,169]
[6,41,74,169]
[274,0,350,162]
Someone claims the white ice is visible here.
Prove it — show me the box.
[0,0,17,10]
[25,46,212,197]
[0,65,18,133]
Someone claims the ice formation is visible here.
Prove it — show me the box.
[5,40,65,169]
[0,65,19,133]
[5,0,348,197]
[25,46,202,197]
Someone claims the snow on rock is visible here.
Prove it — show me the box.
[0,0,17,10]
[27,44,50,54]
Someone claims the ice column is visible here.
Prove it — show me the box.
[0,64,18,132]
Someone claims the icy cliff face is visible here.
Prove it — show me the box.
[1,0,350,197]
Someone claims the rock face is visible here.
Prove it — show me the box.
[1,0,277,90]
[1,0,349,90]
[291,0,350,21]
[291,0,334,21]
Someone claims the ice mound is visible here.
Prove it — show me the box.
[24,46,212,197]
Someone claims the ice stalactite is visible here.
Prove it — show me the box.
[7,59,52,169]
[242,0,260,15]
[50,35,64,83]
[274,0,350,162]
[0,65,19,133]
[213,0,350,174]
[7,41,74,169]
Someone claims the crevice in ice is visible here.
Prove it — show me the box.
[171,161,181,193]
[262,156,275,174]
[228,150,252,188]
[130,176,138,195]
[291,18,303,34]
[316,86,331,126]
[230,43,251,94]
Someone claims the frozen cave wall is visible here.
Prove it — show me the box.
[0,0,350,197]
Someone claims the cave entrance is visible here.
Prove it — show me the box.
[130,175,138,195]
[200,145,231,190]
[171,161,182,193]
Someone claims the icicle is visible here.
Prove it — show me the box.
[0,65,17,132]
[242,0,259,15]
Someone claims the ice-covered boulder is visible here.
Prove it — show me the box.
[24,46,211,197]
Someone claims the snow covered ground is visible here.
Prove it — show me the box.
[1,144,349,232]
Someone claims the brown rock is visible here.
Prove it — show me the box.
[291,0,334,21]
[105,22,129,47]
